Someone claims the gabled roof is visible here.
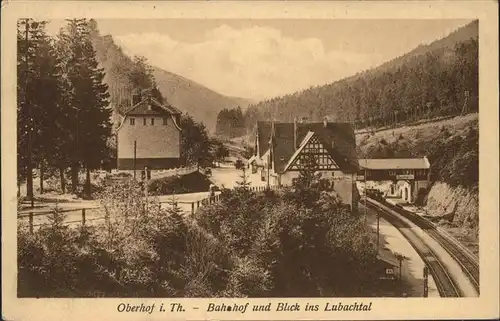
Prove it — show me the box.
[124,97,181,116]
[257,121,359,173]
[358,157,430,170]
[283,131,316,172]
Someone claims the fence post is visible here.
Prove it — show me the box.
[82,208,86,226]
[191,202,195,215]
[29,212,33,234]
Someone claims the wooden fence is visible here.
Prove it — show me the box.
[19,185,282,233]
[150,166,198,179]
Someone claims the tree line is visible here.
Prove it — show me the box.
[240,32,478,134]
[215,106,245,138]
[17,19,226,200]
[17,19,112,199]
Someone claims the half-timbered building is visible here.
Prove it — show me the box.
[254,119,359,211]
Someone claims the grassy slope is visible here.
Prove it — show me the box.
[356,113,478,157]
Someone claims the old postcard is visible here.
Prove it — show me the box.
[2,0,499,320]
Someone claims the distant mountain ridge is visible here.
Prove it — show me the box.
[152,67,253,131]
[90,32,252,132]
[243,20,478,131]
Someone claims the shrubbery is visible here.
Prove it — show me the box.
[19,172,380,297]
[147,171,213,195]
[18,178,231,297]
[195,171,379,297]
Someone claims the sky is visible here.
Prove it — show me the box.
[46,19,471,100]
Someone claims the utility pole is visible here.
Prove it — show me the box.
[377,200,380,253]
[461,90,469,115]
[423,266,429,297]
[144,166,148,212]
[364,164,367,225]
[133,140,137,179]
[24,19,34,208]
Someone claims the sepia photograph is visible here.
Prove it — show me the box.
[2,1,499,320]
[15,16,481,298]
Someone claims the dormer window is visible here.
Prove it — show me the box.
[129,118,135,125]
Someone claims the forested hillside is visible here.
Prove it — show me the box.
[357,113,479,240]
[215,106,246,138]
[242,20,478,133]
[88,21,251,131]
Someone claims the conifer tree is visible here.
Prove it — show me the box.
[17,19,64,197]
[56,19,112,197]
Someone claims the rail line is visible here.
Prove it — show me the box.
[365,200,462,297]
[369,197,480,294]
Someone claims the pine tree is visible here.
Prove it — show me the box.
[180,115,212,168]
[56,19,112,197]
[235,167,251,190]
[17,19,64,197]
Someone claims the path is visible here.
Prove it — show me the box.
[362,203,440,297]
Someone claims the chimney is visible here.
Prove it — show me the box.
[132,91,141,106]
[141,88,152,100]
[293,117,297,150]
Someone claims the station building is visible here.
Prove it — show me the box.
[357,157,431,203]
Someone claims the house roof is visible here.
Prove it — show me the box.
[124,97,182,116]
[283,131,318,172]
[358,157,430,170]
[257,121,359,173]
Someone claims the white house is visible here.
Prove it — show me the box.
[116,90,182,177]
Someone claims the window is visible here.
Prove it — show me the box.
[151,118,155,125]
[143,118,147,125]
[129,118,135,125]
[163,117,168,125]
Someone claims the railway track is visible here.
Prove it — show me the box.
[365,200,462,297]
[368,197,480,294]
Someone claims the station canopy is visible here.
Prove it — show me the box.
[358,157,430,170]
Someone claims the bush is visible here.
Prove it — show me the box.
[18,180,233,298]
[196,175,379,297]
[148,171,212,195]
[18,169,380,298]
[235,159,244,170]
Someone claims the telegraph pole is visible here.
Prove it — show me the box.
[133,140,137,179]
[376,199,380,253]
[364,157,368,225]
[423,266,429,297]
[24,19,34,208]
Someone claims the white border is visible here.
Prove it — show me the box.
[2,1,499,320]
